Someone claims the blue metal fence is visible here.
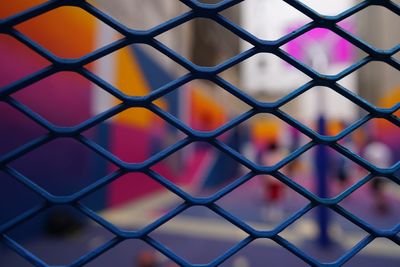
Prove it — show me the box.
[1,0,399,266]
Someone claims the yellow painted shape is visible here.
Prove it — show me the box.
[115,47,149,97]
[378,86,400,108]
[15,6,95,59]
[376,86,400,129]
[190,88,226,130]
[252,118,280,143]
[378,86,400,113]
[0,0,46,18]
[326,120,344,136]
[113,47,163,128]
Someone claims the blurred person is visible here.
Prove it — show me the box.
[363,140,393,214]
[136,250,158,267]
[260,141,286,220]
[240,125,256,175]
[241,140,256,174]
[335,153,351,194]
[284,126,302,177]
[334,126,355,194]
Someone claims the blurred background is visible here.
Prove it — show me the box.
[0,0,399,266]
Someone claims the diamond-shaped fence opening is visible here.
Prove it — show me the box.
[217,112,312,167]
[0,170,43,227]
[216,174,310,231]
[12,71,120,127]
[6,205,115,266]
[346,237,400,266]
[279,207,370,263]
[150,141,250,198]
[9,137,117,196]
[82,107,186,164]
[339,176,400,230]
[82,172,184,232]
[282,26,367,76]
[0,0,399,266]
[280,144,371,199]
[346,5,400,51]
[149,206,248,265]
[220,52,313,102]
[156,17,249,67]
[89,0,191,31]
[85,43,189,97]
[15,6,123,59]
[15,7,120,60]
[156,79,251,132]
[0,102,47,157]
[224,0,312,41]
[343,118,400,168]
[337,61,400,109]
[281,86,368,136]
[0,34,50,88]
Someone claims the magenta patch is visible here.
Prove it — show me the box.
[0,35,49,87]
[286,22,354,64]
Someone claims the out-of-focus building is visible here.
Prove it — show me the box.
[93,0,243,117]
[356,5,400,104]
[93,0,399,111]
[92,0,192,76]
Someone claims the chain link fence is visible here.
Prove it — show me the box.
[0,0,399,266]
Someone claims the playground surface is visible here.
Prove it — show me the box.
[1,175,400,267]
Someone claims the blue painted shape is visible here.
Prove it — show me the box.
[130,45,180,118]
[315,115,330,247]
[84,123,110,211]
[202,127,242,189]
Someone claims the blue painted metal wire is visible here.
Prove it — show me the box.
[0,0,399,266]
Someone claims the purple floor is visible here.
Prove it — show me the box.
[1,225,400,267]
[1,176,400,266]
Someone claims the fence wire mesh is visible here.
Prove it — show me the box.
[0,0,400,266]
